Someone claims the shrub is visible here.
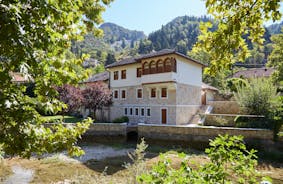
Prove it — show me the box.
[138,135,269,184]
[124,138,148,184]
[234,78,278,116]
[226,78,248,92]
[234,116,271,129]
[112,116,129,123]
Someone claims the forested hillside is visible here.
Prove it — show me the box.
[70,16,282,69]
[147,16,215,54]
[100,22,146,44]
[267,21,283,35]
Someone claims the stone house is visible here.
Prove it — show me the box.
[105,49,205,125]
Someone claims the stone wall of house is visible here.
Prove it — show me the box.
[176,83,201,105]
[176,106,200,125]
[207,101,241,114]
[138,124,273,142]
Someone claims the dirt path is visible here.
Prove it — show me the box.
[3,165,34,184]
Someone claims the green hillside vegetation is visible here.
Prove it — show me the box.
[100,22,146,44]
[147,16,215,55]
[267,21,283,35]
[71,16,281,71]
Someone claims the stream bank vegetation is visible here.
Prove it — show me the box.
[1,135,282,184]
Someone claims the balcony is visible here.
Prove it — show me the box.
[141,72,177,85]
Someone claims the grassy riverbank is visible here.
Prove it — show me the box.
[1,146,282,184]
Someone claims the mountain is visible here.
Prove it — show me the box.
[146,16,215,54]
[71,17,282,69]
[267,21,283,35]
[100,22,146,44]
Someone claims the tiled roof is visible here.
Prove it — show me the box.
[232,68,275,78]
[83,71,109,83]
[202,83,218,91]
[106,49,205,68]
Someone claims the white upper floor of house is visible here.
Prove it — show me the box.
[106,49,205,88]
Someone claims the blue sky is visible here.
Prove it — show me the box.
[102,0,283,35]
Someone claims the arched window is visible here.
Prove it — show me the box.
[149,60,156,74]
[143,62,149,75]
[156,59,164,73]
[171,58,177,72]
[164,58,172,72]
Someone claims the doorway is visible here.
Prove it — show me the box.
[161,108,167,124]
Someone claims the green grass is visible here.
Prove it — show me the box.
[41,115,83,123]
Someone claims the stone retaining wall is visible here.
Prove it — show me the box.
[85,123,127,136]
[138,124,273,142]
[207,101,240,114]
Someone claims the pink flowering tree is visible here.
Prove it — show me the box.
[56,84,83,116]
[82,82,112,120]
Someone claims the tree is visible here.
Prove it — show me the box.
[105,53,117,66]
[82,82,112,119]
[0,0,112,157]
[267,29,283,84]
[194,0,282,75]
[121,38,126,48]
[56,85,83,116]
[234,78,278,116]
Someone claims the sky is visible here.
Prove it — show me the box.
[102,0,207,35]
[102,0,283,35]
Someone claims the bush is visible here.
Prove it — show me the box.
[226,78,248,92]
[138,135,269,184]
[112,116,129,123]
[234,116,271,129]
[234,78,278,115]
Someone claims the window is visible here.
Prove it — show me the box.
[149,61,156,74]
[137,68,142,78]
[121,70,126,79]
[121,89,126,99]
[141,108,145,116]
[157,60,164,73]
[172,58,177,72]
[143,62,149,75]
[137,88,143,99]
[150,88,156,98]
[135,108,139,116]
[147,108,151,117]
[114,90,119,99]
[129,108,133,116]
[164,58,172,72]
[124,108,128,115]
[114,71,118,80]
[161,88,167,98]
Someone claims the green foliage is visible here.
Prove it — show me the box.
[226,78,248,93]
[268,96,283,140]
[124,138,148,184]
[105,53,117,67]
[0,0,112,157]
[0,144,4,160]
[138,135,263,184]
[148,16,215,55]
[112,116,129,123]
[194,0,282,75]
[267,29,283,84]
[100,22,146,44]
[234,116,270,129]
[234,78,278,115]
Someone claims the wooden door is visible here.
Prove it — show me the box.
[201,91,207,105]
[161,109,167,124]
